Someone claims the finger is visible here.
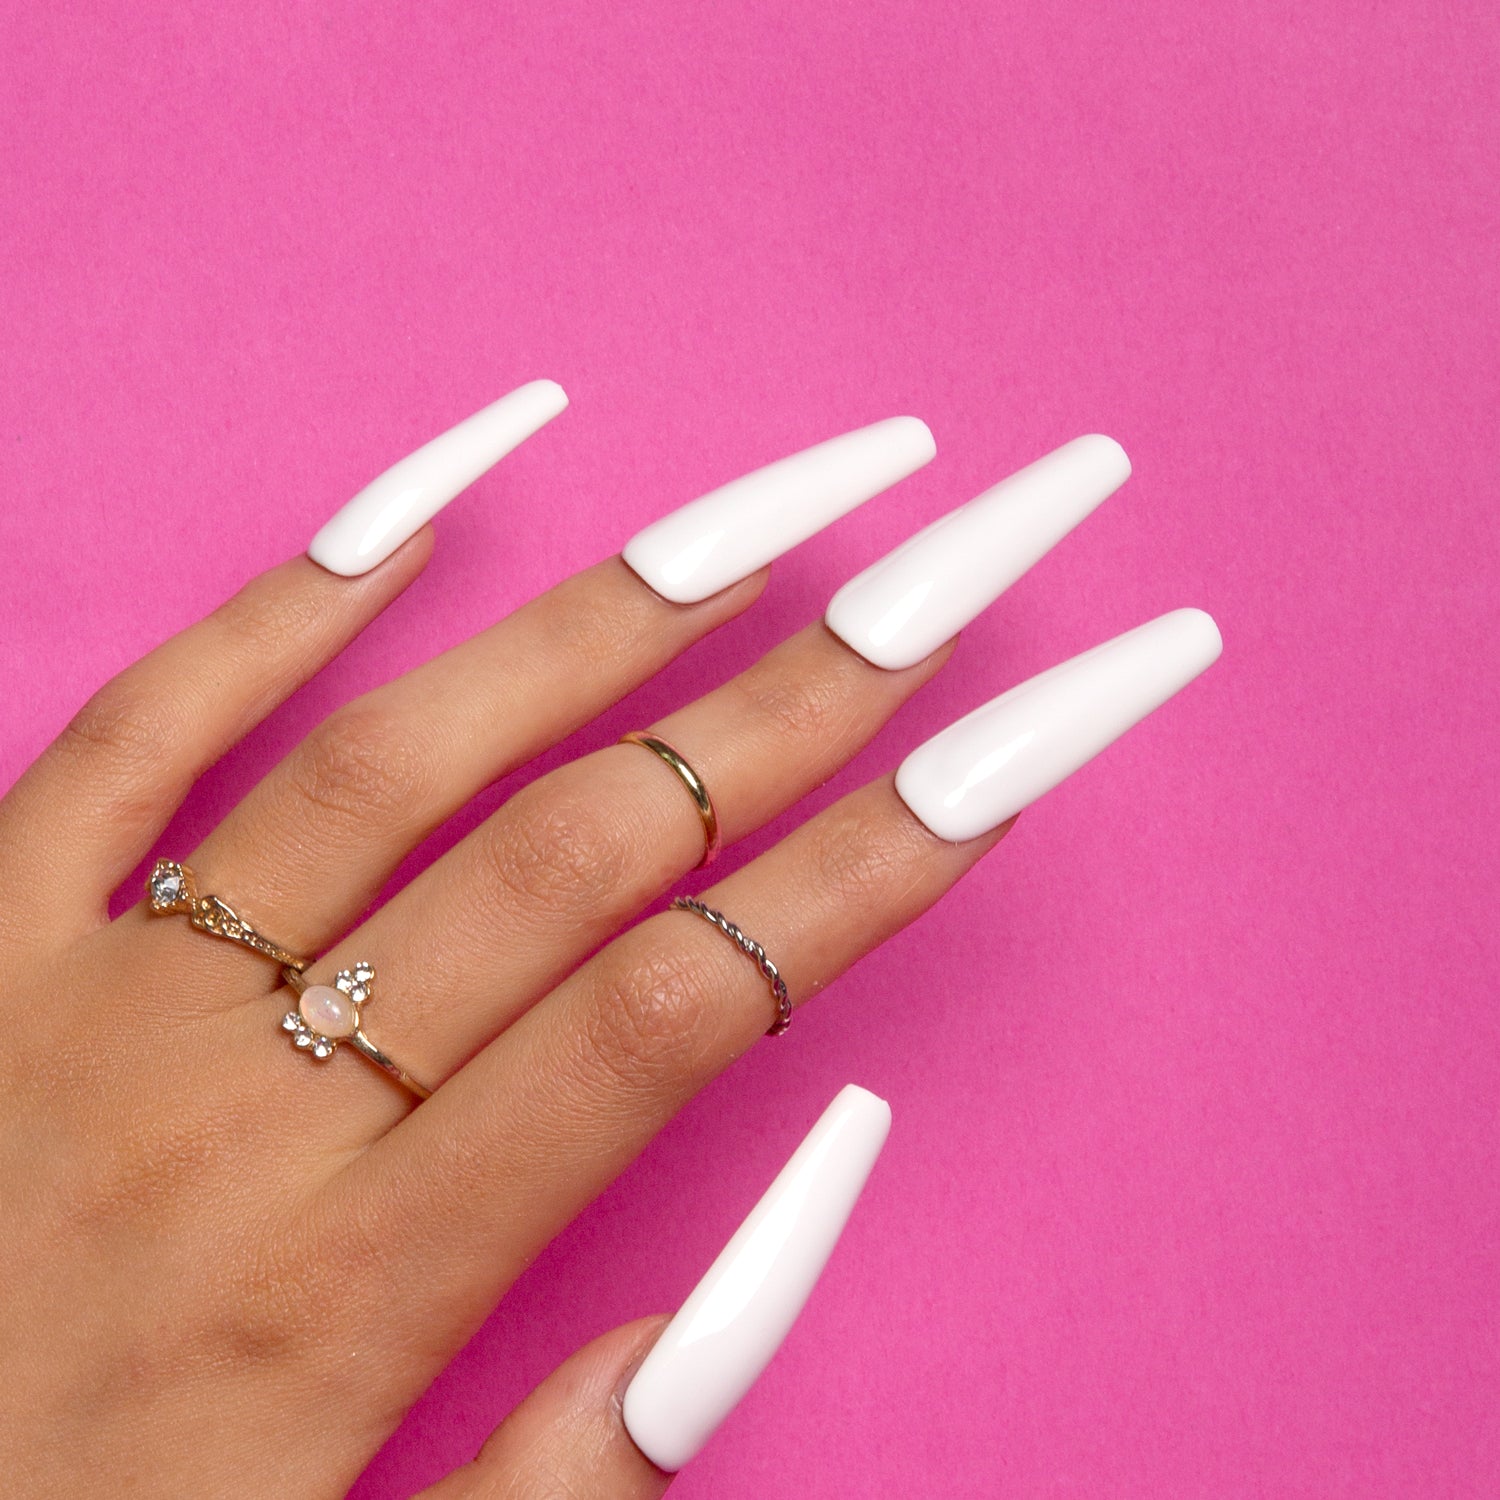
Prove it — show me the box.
[413,1319,672,1500]
[331,608,1221,1330]
[327,776,1000,1338]
[190,415,932,959]
[0,539,430,936]
[286,618,950,1093]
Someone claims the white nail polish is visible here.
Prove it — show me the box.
[623,1084,891,1472]
[895,608,1223,841]
[307,380,568,576]
[825,434,1131,670]
[622,417,936,605]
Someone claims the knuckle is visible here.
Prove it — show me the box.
[474,787,631,917]
[283,705,435,828]
[59,679,183,775]
[582,940,720,1090]
[213,573,328,661]
[808,805,921,914]
[536,565,655,665]
[733,662,858,752]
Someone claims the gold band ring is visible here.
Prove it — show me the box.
[281,962,433,1100]
[148,860,309,974]
[671,896,792,1036]
[620,731,721,867]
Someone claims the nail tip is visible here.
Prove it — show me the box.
[1078,431,1131,483]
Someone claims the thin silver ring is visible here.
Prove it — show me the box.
[670,896,792,1036]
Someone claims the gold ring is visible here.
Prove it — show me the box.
[671,896,792,1035]
[147,860,309,974]
[280,962,433,1100]
[620,731,721,867]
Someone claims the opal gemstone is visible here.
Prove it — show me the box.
[299,984,357,1039]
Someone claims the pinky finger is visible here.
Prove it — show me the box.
[415,1318,673,1500]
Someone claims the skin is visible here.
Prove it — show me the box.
[0,533,1008,1496]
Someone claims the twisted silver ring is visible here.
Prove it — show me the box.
[670,896,792,1036]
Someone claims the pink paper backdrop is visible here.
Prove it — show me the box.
[3,4,1496,1496]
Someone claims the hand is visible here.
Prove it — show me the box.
[0,387,1217,1496]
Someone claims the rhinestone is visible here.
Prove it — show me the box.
[352,963,374,984]
[150,867,185,906]
[294,1031,313,1049]
[281,1012,301,1032]
[334,971,353,993]
[349,985,369,1005]
[312,1039,334,1058]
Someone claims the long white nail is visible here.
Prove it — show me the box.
[622,417,936,604]
[308,380,568,576]
[623,1084,891,1471]
[825,434,1130,670]
[896,608,1222,841]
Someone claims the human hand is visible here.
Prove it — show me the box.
[0,384,1218,1495]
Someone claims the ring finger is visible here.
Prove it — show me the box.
[321,606,1220,1361]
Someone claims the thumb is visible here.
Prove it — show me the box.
[415,1317,673,1500]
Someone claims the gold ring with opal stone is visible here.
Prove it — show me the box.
[147,859,309,975]
[280,963,433,1101]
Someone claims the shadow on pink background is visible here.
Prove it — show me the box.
[2,3,1495,1495]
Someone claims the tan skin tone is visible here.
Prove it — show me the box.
[0,534,1007,1496]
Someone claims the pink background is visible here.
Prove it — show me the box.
[2,4,1496,1496]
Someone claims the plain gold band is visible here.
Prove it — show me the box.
[619,731,722,867]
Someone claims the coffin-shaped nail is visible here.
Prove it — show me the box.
[622,1084,891,1471]
[622,417,936,604]
[825,434,1131,670]
[896,608,1222,841]
[308,379,568,576]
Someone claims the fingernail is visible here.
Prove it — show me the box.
[622,417,936,604]
[895,608,1223,841]
[308,379,568,576]
[622,1084,891,1471]
[825,433,1131,670]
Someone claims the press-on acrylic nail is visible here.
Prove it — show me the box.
[895,608,1222,842]
[622,417,936,605]
[307,379,568,576]
[825,434,1131,670]
[622,1084,891,1472]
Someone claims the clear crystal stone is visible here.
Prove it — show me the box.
[294,1032,313,1048]
[312,1039,334,1058]
[335,971,353,993]
[281,1013,301,1032]
[352,964,374,984]
[150,868,184,905]
[349,985,368,1005]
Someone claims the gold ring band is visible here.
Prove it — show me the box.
[281,962,433,1100]
[620,731,721,867]
[671,896,792,1036]
[148,860,309,974]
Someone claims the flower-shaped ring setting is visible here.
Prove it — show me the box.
[281,962,433,1100]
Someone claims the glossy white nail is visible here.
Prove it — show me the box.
[896,608,1223,841]
[825,434,1131,670]
[307,379,568,576]
[622,1084,891,1472]
[622,417,936,604]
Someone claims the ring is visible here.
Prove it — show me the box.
[280,962,434,1100]
[670,896,792,1036]
[148,859,309,975]
[620,731,721,867]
